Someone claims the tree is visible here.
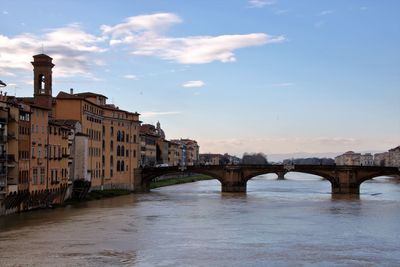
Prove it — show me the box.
[242,152,268,165]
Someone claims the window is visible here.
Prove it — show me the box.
[117,145,120,156]
[121,161,125,172]
[117,160,121,172]
[33,168,38,184]
[117,131,120,141]
[39,74,45,93]
[40,168,45,184]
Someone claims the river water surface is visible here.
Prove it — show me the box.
[1,174,400,267]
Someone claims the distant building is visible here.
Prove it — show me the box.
[171,139,199,166]
[200,153,223,165]
[335,151,361,166]
[360,153,374,166]
[373,146,400,167]
[140,122,168,167]
[168,140,181,166]
[388,146,400,167]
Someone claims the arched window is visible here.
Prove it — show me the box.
[110,155,114,167]
[110,140,114,151]
[121,131,125,142]
[121,145,125,157]
[39,74,45,94]
[117,160,120,172]
[117,130,121,142]
[121,161,125,172]
[117,145,120,156]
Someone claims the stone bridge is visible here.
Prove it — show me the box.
[134,164,400,195]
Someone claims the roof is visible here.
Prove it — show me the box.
[56,90,140,117]
[74,92,108,99]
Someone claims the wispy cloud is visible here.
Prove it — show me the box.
[3,10,8,15]
[141,111,181,118]
[319,10,334,16]
[0,23,106,78]
[248,0,276,8]
[123,74,138,80]
[270,82,294,87]
[182,80,205,88]
[102,13,285,64]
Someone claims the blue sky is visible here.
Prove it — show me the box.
[1,0,399,156]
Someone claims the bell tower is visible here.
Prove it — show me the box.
[32,54,54,108]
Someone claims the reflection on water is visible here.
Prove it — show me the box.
[0,174,399,267]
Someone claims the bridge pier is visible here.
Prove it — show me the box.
[133,168,150,193]
[221,181,247,193]
[331,170,361,195]
[276,171,287,180]
[221,167,247,193]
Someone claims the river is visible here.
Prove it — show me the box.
[1,174,399,266]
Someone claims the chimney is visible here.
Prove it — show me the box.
[70,88,74,95]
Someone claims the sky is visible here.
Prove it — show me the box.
[0,0,399,158]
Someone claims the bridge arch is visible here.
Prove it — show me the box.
[136,166,226,192]
[243,169,338,188]
[143,170,223,184]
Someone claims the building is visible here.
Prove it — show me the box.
[140,122,172,167]
[199,153,222,165]
[388,146,400,167]
[167,140,181,166]
[170,139,199,166]
[53,93,140,190]
[1,53,142,215]
[374,152,389,166]
[360,153,374,166]
[335,151,361,166]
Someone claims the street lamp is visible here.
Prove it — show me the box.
[0,80,6,87]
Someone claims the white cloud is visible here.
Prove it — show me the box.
[123,74,138,80]
[3,10,8,15]
[319,10,334,16]
[248,0,276,8]
[182,80,205,88]
[141,111,181,118]
[270,82,294,87]
[0,24,106,78]
[102,13,285,64]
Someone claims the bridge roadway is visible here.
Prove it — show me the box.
[134,164,400,195]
